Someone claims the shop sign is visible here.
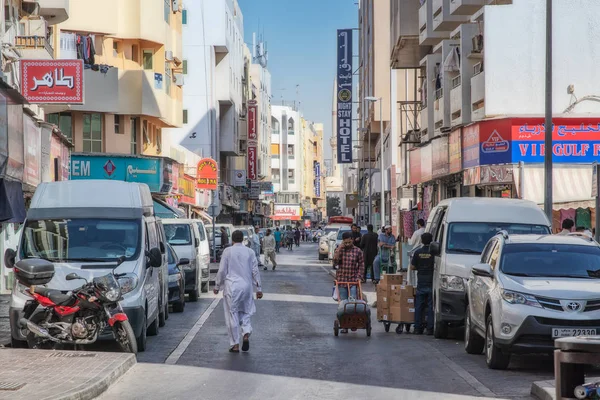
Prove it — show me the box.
[178,174,195,204]
[273,204,302,221]
[260,181,273,192]
[171,163,179,193]
[220,184,233,207]
[23,116,41,186]
[197,158,218,190]
[70,154,161,192]
[462,124,479,169]
[346,194,358,208]
[7,105,24,181]
[247,144,257,181]
[160,160,174,193]
[409,147,421,185]
[420,144,432,183]
[314,162,321,197]
[254,201,262,215]
[233,170,246,187]
[432,136,449,179]
[449,128,462,173]
[249,181,260,200]
[197,189,211,208]
[336,29,353,164]
[21,60,84,104]
[479,119,511,165]
[50,135,69,182]
[512,117,600,163]
[480,165,514,184]
[463,167,480,186]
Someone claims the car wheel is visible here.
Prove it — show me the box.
[158,297,166,328]
[136,314,147,352]
[189,288,199,302]
[464,306,484,354]
[164,300,169,321]
[173,297,185,313]
[485,314,511,370]
[433,297,448,339]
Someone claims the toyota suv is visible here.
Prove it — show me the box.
[465,232,600,370]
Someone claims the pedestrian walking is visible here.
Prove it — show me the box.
[409,219,426,248]
[220,226,229,247]
[262,229,277,270]
[214,230,263,352]
[301,228,306,242]
[351,223,362,248]
[274,227,282,253]
[371,226,396,284]
[410,232,435,335]
[251,227,262,267]
[294,228,301,247]
[359,224,379,283]
[557,219,574,235]
[333,231,364,333]
[285,227,294,251]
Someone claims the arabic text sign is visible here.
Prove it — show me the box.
[69,154,161,192]
[336,29,353,164]
[247,145,257,180]
[479,119,511,165]
[249,182,260,200]
[314,162,321,197]
[197,158,218,190]
[21,60,84,104]
[273,204,301,221]
[511,118,600,163]
[248,103,258,141]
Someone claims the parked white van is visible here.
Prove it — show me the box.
[425,198,551,339]
[7,180,166,352]
[193,220,210,292]
[162,219,208,299]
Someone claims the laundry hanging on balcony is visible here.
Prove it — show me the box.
[76,34,96,65]
[443,47,460,72]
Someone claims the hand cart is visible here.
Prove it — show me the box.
[380,319,413,334]
[379,247,397,275]
[333,281,371,337]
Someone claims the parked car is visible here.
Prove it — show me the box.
[426,198,551,339]
[465,232,600,370]
[166,244,187,313]
[162,219,204,301]
[193,220,211,293]
[319,231,337,260]
[334,226,368,252]
[8,180,164,352]
[206,223,235,261]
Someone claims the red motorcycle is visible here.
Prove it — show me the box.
[14,257,137,353]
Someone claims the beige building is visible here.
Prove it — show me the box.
[47,0,183,156]
[301,120,325,223]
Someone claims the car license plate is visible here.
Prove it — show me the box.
[552,328,597,338]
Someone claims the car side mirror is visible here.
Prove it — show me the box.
[4,248,16,269]
[147,247,162,268]
[195,238,200,248]
[159,242,165,253]
[472,263,494,278]
[66,273,84,281]
[429,242,441,256]
[177,258,190,266]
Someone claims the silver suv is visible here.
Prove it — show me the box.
[465,231,600,370]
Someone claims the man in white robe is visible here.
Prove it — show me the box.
[251,227,262,267]
[214,230,263,352]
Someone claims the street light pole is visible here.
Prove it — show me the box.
[544,0,553,221]
[379,98,384,227]
[368,127,372,223]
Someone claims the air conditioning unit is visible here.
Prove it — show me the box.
[172,0,179,12]
[174,73,184,86]
[165,50,173,61]
[239,140,247,154]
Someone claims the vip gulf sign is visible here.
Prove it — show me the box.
[247,100,258,180]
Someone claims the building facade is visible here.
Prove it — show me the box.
[271,105,302,205]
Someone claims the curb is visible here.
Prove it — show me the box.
[48,353,137,400]
[531,380,554,400]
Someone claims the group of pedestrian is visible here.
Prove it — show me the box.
[556,218,593,237]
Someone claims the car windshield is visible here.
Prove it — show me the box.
[501,244,600,279]
[167,245,176,264]
[447,222,550,254]
[164,224,192,246]
[21,218,141,262]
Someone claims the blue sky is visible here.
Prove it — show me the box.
[238,0,358,159]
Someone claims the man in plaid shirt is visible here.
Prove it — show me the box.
[334,231,364,300]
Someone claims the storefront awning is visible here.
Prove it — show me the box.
[514,165,593,210]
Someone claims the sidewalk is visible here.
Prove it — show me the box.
[0,348,135,400]
[0,295,11,346]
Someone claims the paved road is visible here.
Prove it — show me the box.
[100,243,552,399]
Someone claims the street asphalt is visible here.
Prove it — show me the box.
[94,242,557,400]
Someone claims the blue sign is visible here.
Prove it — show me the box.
[336,29,353,164]
[314,162,321,197]
[70,154,163,193]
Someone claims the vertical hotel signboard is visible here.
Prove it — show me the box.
[197,158,218,190]
[336,29,353,164]
[247,100,258,180]
[314,162,321,197]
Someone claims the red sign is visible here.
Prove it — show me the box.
[21,60,84,104]
[248,102,258,141]
[272,205,301,221]
[197,158,218,190]
[247,145,257,180]
[409,147,421,185]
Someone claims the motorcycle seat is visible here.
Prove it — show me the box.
[32,287,74,306]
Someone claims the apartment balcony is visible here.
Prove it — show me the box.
[450,76,462,126]
[391,0,424,68]
[38,0,69,25]
[471,67,485,121]
[420,104,429,136]
[419,0,450,46]
[15,36,53,59]
[69,68,119,113]
[449,0,485,16]
[433,89,444,133]
[433,0,470,32]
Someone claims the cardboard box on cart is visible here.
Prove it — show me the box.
[390,284,415,322]
[376,285,390,320]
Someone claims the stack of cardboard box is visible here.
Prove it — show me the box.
[376,273,415,323]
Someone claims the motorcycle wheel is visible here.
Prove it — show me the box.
[114,320,138,354]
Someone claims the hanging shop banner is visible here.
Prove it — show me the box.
[70,154,161,192]
[462,124,480,169]
[220,184,233,207]
[233,169,246,187]
[463,166,480,186]
[511,117,600,163]
[160,159,174,193]
[247,100,258,180]
[448,128,462,173]
[420,144,432,183]
[171,162,179,193]
[314,162,321,197]
[249,181,260,200]
[178,174,195,204]
[480,165,513,184]
[23,115,41,187]
[7,105,24,181]
[50,134,70,182]
[21,59,84,104]
[346,194,359,208]
[432,136,449,179]
[336,29,353,164]
[409,147,421,185]
[479,119,511,165]
[197,158,218,190]
[272,204,302,221]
